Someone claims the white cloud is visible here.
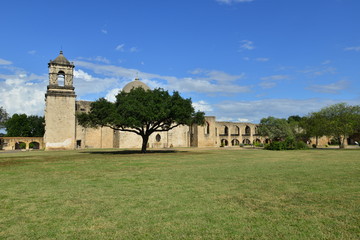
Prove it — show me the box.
[308,80,349,94]
[214,98,354,123]
[28,50,36,55]
[130,47,139,52]
[239,40,255,51]
[192,100,213,112]
[321,60,331,65]
[115,44,125,51]
[101,29,108,34]
[259,81,276,89]
[344,46,360,52]
[216,0,254,4]
[260,75,289,81]
[255,58,269,62]
[0,58,12,65]
[300,66,336,76]
[0,71,47,116]
[105,88,122,102]
[190,68,245,83]
[75,61,251,94]
[77,56,110,64]
[74,69,93,81]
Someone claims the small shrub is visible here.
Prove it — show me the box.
[296,141,308,150]
[239,143,244,147]
[312,144,317,148]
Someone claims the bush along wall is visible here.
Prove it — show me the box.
[265,137,308,150]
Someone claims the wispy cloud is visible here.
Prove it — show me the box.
[344,46,360,52]
[216,0,254,4]
[77,56,110,64]
[115,44,125,51]
[239,40,255,51]
[190,68,245,83]
[308,80,349,94]
[0,58,12,65]
[75,61,251,94]
[130,47,139,53]
[260,75,289,81]
[214,98,354,123]
[259,81,276,89]
[255,58,269,62]
[28,50,36,55]
[300,66,336,76]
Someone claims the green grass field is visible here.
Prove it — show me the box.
[0,148,359,239]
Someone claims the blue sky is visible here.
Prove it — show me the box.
[0,0,359,123]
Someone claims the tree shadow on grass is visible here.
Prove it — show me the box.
[80,149,186,155]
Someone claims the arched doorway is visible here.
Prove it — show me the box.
[231,139,240,146]
[29,142,40,149]
[221,139,228,146]
[15,142,26,150]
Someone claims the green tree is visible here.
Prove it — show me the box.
[5,114,45,137]
[300,112,327,147]
[77,88,205,153]
[0,106,9,129]
[317,103,360,148]
[287,115,304,140]
[258,116,294,141]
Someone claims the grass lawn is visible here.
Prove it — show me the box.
[0,148,359,239]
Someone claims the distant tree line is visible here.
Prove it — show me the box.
[258,103,360,150]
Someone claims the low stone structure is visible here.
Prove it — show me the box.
[0,137,44,150]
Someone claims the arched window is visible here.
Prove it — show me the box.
[232,126,240,136]
[57,71,65,86]
[220,126,228,136]
[204,121,210,135]
[243,139,251,145]
[245,126,251,135]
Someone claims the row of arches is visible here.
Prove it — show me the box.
[221,138,270,146]
[205,122,259,136]
[14,141,40,150]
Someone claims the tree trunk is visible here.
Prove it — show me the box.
[339,136,345,149]
[141,135,149,153]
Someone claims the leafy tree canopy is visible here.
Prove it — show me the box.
[5,114,45,137]
[77,88,205,153]
[258,116,294,141]
[317,103,360,148]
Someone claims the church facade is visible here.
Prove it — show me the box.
[44,52,266,150]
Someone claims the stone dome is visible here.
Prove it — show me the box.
[50,51,72,66]
[122,78,151,93]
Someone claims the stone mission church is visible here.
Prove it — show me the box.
[44,51,266,150]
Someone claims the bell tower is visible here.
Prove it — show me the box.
[44,51,76,150]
